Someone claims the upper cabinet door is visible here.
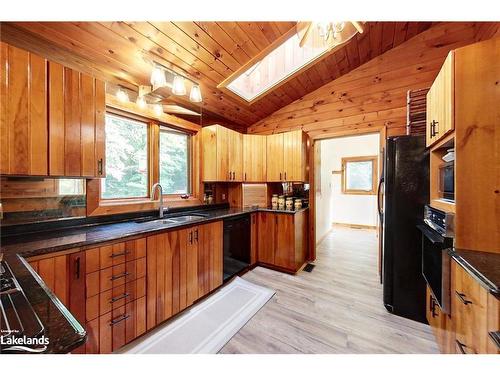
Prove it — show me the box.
[216,125,229,181]
[426,51,454,148]
[266,133,284,182]
[283,130,306,182]
[0,42,48,176]
[48,62,106,177]
[228,129,243,181]
[243,134,267,182]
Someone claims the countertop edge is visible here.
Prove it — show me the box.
[448,249,500,297]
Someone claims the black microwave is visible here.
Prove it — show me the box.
[438,161,454,201]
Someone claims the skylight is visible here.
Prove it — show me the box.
[222,22,362,103]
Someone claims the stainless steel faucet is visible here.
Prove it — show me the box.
[150,183,165,218]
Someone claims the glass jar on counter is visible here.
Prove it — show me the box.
[294,198,302,210]
[271,194,278,209]
[278,195,285,210]
[285,197,294,211]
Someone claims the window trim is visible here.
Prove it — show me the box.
[159,127,191,196]
[341,156,378,195]
[100,112,151,201]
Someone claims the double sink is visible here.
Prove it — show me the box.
[135,212,209,227]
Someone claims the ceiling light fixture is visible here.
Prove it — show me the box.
[150,65,167,88]
[317,22,346,42]
[189,84,203,103]
[172,75,187,96]
[116,88,129,103]
[136,96,147,109]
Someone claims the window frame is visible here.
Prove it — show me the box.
[100,112,151,201]
[341,156,378,195]
[86,106,199,217]
[158,127,192,196]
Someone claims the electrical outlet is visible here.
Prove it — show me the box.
[222,193,226,200]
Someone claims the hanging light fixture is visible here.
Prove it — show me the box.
[116,87,129,103]
[150,65,167,88]
[189,84,202,103]
[153,103,163,116]
[136,95,147,109]
[172,75,187,96]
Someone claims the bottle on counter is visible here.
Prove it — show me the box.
[207,195,214,205]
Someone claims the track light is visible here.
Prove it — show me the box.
[172,75,187,96]
[150,65,167,88]
[189,84,202,103]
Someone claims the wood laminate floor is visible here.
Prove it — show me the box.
[220,227,439,354]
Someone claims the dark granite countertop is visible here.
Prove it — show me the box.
[0,205,308,353]
[448,248,500,297]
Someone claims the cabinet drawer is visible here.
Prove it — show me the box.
[452,261,489,354]
[99,258,146,293]
[99,277,146,316]
[86,238,146,273]
[98,297,146,353]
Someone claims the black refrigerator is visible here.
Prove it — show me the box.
[380,135,429,323]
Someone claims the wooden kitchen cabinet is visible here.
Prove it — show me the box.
[243,134,267,182]
[147,222,223,328]
[27,249,87,353]
[0,42,48,176]
[266,130,308,182]
[48,62,106,177]
[197,221,223,297]
[266,133,284,182]
[426,51,454,148]
[202,125,242,181]
[452,261,490,354]
[257,210,308,273]
[0,41,105,178]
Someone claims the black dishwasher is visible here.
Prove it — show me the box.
[223,215,251,281]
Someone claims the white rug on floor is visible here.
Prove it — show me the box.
[117,276,275,354]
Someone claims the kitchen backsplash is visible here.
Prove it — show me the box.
[0,177,86,226]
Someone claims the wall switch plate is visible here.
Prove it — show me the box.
[222,193,226,200]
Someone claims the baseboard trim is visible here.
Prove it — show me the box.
[332,222,377,230]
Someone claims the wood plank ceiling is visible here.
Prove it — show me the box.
[0,21,433,129]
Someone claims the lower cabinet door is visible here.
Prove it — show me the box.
[274,215,294,270]
[197,221,223,297]
[257,213,275,264]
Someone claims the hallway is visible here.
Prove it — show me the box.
[220,227,439,354]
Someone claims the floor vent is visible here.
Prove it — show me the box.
[303,263,315,273]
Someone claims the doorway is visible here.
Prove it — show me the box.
[314,132,382,274]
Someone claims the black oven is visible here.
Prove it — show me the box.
[418,206,454,314]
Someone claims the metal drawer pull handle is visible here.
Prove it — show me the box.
[110,272,130,281]
[110,251,130,258]
[110,293,130,303]
[456,339,468,354]
[110,314,130,326]
[455,291,473,305]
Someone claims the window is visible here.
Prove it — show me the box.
[159,128,190,195]
[342,156,377,195]
[101,114,148,199]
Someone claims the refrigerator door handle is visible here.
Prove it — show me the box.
[377,177,384,217]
